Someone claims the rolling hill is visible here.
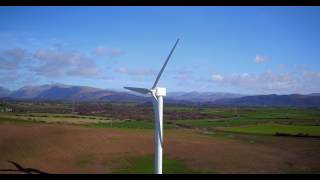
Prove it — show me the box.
[167,91,245,102]
[213,94,320,107]
[0,87,11,98]
[1,84,320,107]
[5,83,146,102]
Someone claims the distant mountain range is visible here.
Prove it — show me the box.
[213,94,320,107]
[0,87,11,98]
[167,91,245,102]
[1,84,147,103]
[1,84,320,107]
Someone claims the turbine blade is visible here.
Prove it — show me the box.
[124,87,150,94]
[152,38,179,89]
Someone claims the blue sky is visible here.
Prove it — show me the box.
[1,6,320,94]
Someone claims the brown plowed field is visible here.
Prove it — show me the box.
[0,123,319,174]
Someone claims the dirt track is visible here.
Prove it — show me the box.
[0,123,319,173]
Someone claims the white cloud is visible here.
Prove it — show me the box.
[94,46,107,56]
[212,73,224,81]
[174,70,194,80]
[3,48,27,60]
[93,46,124,57]
[115,67,155,76]
[67,67,100,77]
[211,71,306,94]
[303,71,320,79]
[0,60,17,70]
[0,48,28,70]
[301,71,320,93]
[254,55,269,64]
[32,49,102,79]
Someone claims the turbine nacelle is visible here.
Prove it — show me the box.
[154,87,166,97]
[124,87,166,97]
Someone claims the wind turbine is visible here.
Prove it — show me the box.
[124,39,179,174]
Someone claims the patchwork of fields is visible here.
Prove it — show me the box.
[0,102,320,173]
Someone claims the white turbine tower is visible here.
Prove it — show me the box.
[124,39,179,174]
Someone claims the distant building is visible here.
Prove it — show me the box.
[0,107,13,112]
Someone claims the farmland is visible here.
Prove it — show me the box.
[0,101,320,173]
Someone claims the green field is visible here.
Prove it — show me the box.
[0,104,320,174]
[0,112,178,130]
[0,113,113,125]
[176,107,320,127]
[112,155,194,174]
[89,121,177,129]
[170,107,320,138]
[175,118,261,128]
[222,124,320,136]
[1,106,320,137]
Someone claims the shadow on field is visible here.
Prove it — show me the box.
[0,161,50,174]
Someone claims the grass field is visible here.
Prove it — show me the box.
[0,123,319,174]
[221,124,320,136]
[1,106,320,137]
[0,112,113,124]
[0,105,320,174]
[0,112,178,130]
[112,155,194,174]
[89,121,177,129]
